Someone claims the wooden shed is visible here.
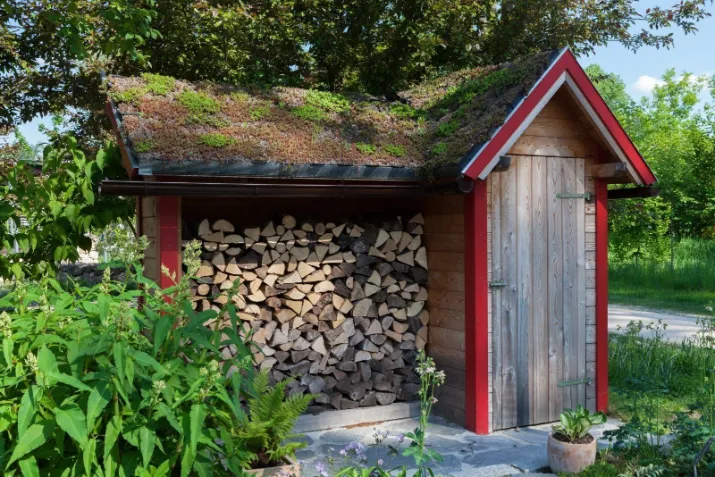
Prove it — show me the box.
[102,48,656,434]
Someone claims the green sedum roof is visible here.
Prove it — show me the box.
[107,51,557,178]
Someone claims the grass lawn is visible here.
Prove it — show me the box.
[609,288,715,315]
[609,239,715,315]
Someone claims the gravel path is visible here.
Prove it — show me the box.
[609,304,707,342]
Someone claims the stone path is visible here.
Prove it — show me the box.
[294,416,622,476]
[609,305,706,342]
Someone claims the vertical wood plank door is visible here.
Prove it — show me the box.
[490,155,587,430]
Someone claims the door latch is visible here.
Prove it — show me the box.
[558,377,592,388]
[489,280,507,288]
[556,192,592,201]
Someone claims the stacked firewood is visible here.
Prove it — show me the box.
[186,214,429,410]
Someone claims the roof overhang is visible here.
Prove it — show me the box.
[460,49,657,186]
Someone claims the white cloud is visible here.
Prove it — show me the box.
[631,75,665,94]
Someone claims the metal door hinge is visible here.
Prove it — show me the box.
[558,377,592,388]
[489,280,506,288]
[556,192,592,201]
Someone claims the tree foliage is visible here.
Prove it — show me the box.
[587,64,715,261]
[1,0,712,139]
[0,128,134,278]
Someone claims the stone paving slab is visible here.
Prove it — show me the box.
[294,416,622,476]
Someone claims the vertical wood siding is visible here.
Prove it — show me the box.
[423,195,466,426]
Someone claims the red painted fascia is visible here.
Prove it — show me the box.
[595,179,609,412]
[462,50,656,186]
[463,181,490,434]
[157,196,181,290]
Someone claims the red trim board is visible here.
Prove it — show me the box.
[463,181,490,434]
[595,179,609,412]
[462,50,656,186]
[158,196,181,290]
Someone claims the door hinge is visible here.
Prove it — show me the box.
[489,280,507,288]
[558,377,592,388]
[556,192,592,201]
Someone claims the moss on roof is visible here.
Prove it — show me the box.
[107,51,556,176]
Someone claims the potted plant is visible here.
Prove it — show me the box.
[237,371,314,477]
[548,405,607,474]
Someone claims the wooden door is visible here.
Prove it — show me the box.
[490,155,587,430]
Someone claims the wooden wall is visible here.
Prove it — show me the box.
[422,195,467,426]
[141,196,159,282]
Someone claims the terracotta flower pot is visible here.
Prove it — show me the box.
[547,432,597,474]
[245,456,300,477]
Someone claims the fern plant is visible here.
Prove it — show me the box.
[236,371,314,468]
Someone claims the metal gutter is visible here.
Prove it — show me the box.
[99,179,461,198]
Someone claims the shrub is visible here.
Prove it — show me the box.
[199,133,235,148]
[382,144,405,157]
[177,90,221,115]
[305,90,351,113]
[292,105,326,122]
[355,142,377,155]
[0,243,265,476]
[141,73,175,95]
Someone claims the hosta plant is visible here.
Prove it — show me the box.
[552,405,607,443]
[0,241,265,476]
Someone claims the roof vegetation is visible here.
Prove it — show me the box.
[107,50,556,175]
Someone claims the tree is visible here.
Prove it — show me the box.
[586,64,715,261]
[0,128,134,278]
[1,0,712,139]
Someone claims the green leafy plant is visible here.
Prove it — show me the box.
[142,73,175,95]
[436,120,459,137]
[305,90,351,113]
[185,114,231,127]
[199,133,235,148]
[235,371,313,467]
[431,142,447,155]
[355,143,376,155]
[110,86,147,105]
[133,140,155,153]
[552,406,607,443]
[250,106,271,120]
[292,105,327,122]
[382,144,405,158]
[0,131,134,278]
[0,242,260,476]
[177,90,221,115]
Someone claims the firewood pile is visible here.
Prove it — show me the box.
[186,214,430,410]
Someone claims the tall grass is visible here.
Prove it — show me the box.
[610,238,715,314]
[609,318,715,425]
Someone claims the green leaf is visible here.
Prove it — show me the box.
[154,403,181,433]
[54,402,88,447]
[83,437,97,474]
[180,446,194,477]
[18,456,39,477]
[45,372,91,392]
[153,315,173,356]
[138,427,156,469]
[2,338,12,366]
[86,383,111,432]
[132,350,165,374]
[18,386,43,436]
[188,404,206,456]
[103,414,122,460]
[37,346,58,374]
[113,343,125,383]
[8,420,54,465]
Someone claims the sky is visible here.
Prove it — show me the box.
[13,1,715,146]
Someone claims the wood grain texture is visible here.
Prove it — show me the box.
[531,157,549,424]
[490,173,503,430]
[516,158,533,426]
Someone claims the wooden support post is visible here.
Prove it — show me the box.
[595,179,609,412]
[464,180,490,434]
[158,196,181,290]
[590,163,626,179]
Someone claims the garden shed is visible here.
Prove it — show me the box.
[101,48,657,435]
